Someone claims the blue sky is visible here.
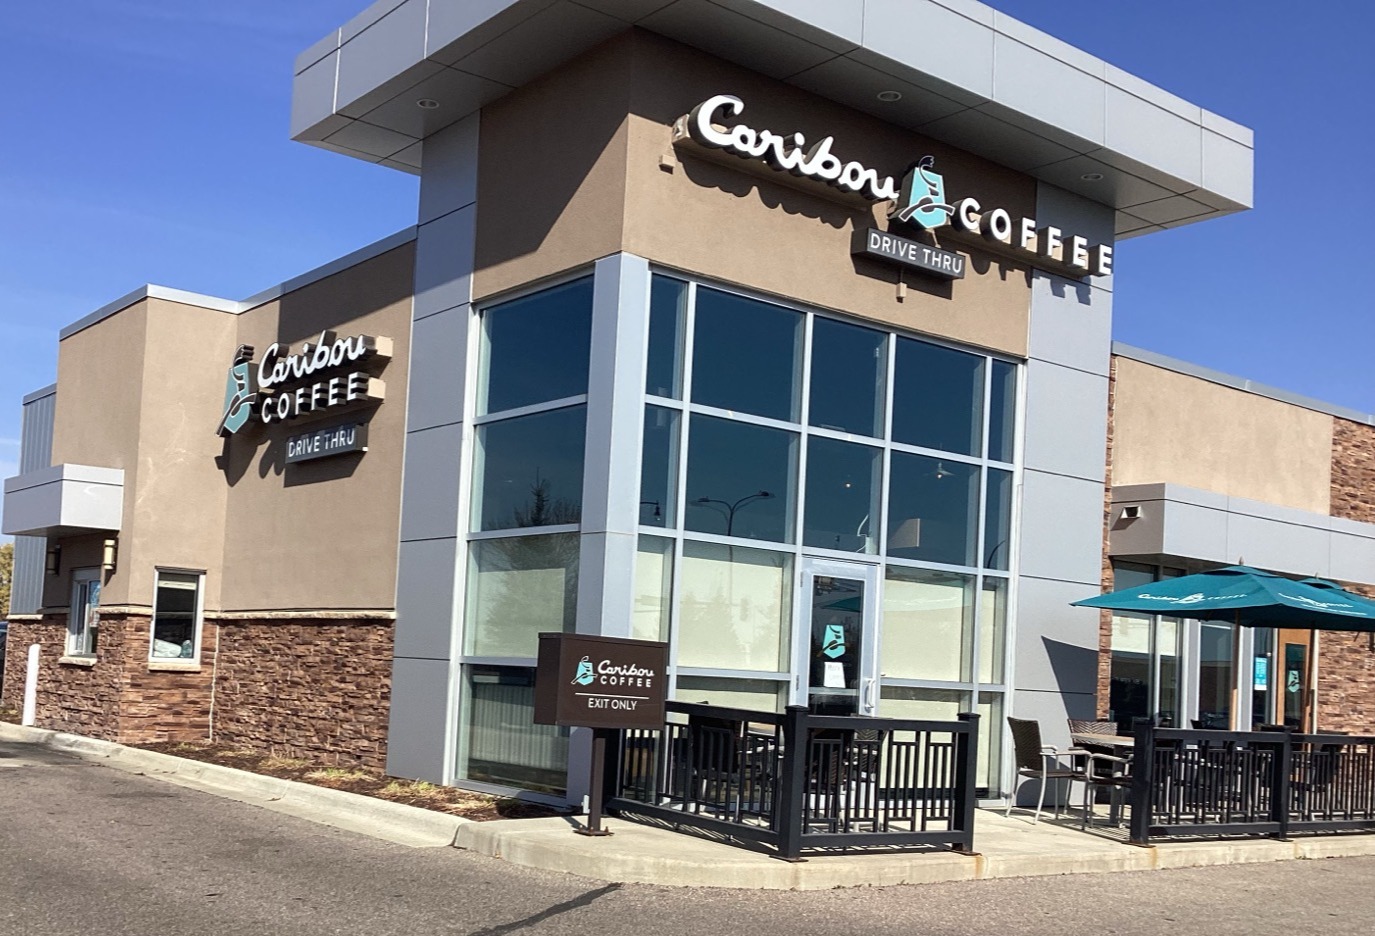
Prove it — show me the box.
[1,1,1372,491]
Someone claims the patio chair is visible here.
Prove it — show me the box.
[1005,717,1089,824]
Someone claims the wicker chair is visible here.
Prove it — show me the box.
[1005,717,1089,824]
[1069,720,1132,830]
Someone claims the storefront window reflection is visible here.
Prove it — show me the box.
[464,534,579,658]
[646,275,687,399]
[474,406,586,532]
[808,318,886,437]
[478,277,593,415]
[887,454,979,566]
[892,338,984,456]
[690,287,802,421]
[802,437,880,553]
[684,415,796,543]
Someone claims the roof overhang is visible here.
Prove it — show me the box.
[292,0,1253,238]
[2,465,125,538]
[1109,484,1375,588]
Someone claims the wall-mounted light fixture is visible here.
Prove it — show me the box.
[101,538,118,573]
[45,544,61,576]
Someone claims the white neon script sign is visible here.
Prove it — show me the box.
[687,94,901,203]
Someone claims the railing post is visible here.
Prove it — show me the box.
[952,712,980,854]
[1128,717,1156,846]
[775,705,809,861]
[1270,727,1294,841]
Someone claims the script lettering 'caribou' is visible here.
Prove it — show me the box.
[687,94,901,203]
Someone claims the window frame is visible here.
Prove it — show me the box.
[147,568,206,665]
[67,567,103,658]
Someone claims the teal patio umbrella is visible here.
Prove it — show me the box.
[1073,565,1375,632]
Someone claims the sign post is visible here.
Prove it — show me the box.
[534,633,669,836]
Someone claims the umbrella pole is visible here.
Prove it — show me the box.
[1230,609,1241,731]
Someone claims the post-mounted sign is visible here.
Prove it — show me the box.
[533,633,669,731]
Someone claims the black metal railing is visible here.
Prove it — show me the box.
[1128,721,1375,845]
[607,702,979,860]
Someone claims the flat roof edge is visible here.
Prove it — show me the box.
[58,227,419,342]
[21,384,57,406]
[1112,342,1375,426]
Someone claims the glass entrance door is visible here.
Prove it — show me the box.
[798,558,879,715]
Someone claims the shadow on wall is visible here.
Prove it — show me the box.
[215,246,413,489]
[1041,635,1102,711]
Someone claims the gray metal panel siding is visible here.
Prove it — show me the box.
[10,388,56,616]
[19,388,56,473]
[9,536,45,615]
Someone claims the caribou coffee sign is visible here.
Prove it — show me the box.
[534,633,669,731]
[674,93,1113,279]
[217,331,390,439]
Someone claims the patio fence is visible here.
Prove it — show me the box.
[1128,721,1375,845]
[606,702,978,860]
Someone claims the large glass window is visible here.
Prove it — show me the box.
[987,360,1017,463]
[690,287,802,421]
[684,415,796,543]
[474,406,586,531]
[887,454,980,566]
[633,275,1020,797]
[892,338,984,456]
[633,536,674,643]
[464,534,579,658]
[150,571,203,661]
[808,318,886,437]
[1108,562,1186,732]
[479,277,593,414]
[646,275,687,399]
[461,665,569,794]
[640,406,679,528]
[1198,621,1233,730]
[881,568,973,682]
[983,468,1014,571]
[676,541,792,672]
[803,438,880,553]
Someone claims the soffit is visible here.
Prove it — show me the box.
[291,0,1254,235]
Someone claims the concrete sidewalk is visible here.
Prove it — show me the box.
[6,721,1375,890]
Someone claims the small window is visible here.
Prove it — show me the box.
[68,569,102,657]
[150,571,204,661]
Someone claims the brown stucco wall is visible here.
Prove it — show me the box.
[218,243,413,613]
[474,31,1034,357]
[1111,356,1334,513]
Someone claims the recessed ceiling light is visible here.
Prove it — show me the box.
[876,90,903,103]
[1080,172,1104,181]
[417,99,440,110]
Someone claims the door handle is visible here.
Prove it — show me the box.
[863,678,877,713]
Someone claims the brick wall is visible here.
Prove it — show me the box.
[1097,357,1117,718]
[3,611,394,764]
[211,618,393,769]
[1318,417,1375,733]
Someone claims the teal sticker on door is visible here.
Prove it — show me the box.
[822,624,847,659]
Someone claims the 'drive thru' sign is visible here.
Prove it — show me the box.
[533,633,669,730]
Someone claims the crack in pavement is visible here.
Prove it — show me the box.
[465,883,623,936]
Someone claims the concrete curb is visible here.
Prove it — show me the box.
[0,722,469,847]
[8,721,1375,889]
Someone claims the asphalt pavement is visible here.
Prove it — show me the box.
[2,739,1372,936]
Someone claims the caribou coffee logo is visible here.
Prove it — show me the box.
[892,156,954,229]
[217,345,258,436]
[677,93,1114,278]
[822,623,847,659]
[215,331,390,437]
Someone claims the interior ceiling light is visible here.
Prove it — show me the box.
[876,90,903,102]
[417,98,440,109]
[1080,171,1104,181]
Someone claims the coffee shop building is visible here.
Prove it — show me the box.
[5,0,1374,806]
